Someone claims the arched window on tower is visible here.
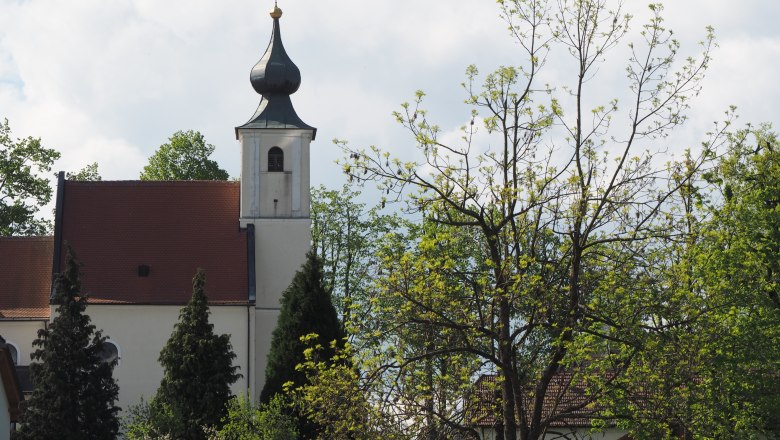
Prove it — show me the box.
[268,147,284,172]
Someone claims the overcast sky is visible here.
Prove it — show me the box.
[1,0,779,208]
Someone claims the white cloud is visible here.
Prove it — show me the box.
[0,0,778,218]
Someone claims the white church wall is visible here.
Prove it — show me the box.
[250,216,311,398]
[0,320,46,366]
[251,218,311,310]
[87,304,251,413]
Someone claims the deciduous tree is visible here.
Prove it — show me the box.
[311,184,403,337]
[339,1,718,439]
[66,162,102,181]
[209,394,298,440]
[0,118,60,236]
[140,130,228,181]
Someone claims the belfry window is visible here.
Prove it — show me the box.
[268,147,283,172]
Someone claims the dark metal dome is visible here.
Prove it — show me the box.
[249,8,301,96]
[237,6,316,138]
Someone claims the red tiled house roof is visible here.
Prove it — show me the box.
[0,236,52,319]
[56,179,249,305]
[470,374,613,428]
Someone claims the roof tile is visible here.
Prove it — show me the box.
[59,180,249,304]
[0,237,52,319]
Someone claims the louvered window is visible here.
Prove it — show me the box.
[268,147,283,172]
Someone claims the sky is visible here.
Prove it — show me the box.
[1,0,779,213]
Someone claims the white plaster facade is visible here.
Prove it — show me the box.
[238,130,312,220]
[0,321,46,367]
[83,304,253,411]
[239,127,314,403]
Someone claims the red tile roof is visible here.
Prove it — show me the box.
[470,373,608,428]
[0,237,52,319]
[58,180,249,305]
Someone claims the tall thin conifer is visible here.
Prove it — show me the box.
[261,251,345,438]
[153,269,240,439]
[15,246,120,440]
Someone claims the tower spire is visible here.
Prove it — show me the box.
[236,1,315,138]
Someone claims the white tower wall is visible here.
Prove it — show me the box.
[238,127,313,403]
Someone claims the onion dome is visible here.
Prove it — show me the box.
[250,6,301,95]
[237,4,316,138]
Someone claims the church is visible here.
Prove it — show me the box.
[0,4,312,412]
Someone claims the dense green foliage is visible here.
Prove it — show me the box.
[311,184,403,338]
[260,251,345,438]
[210,394,298,440]
[66,162,102,181]
[15,247,120,440]
[290,336,407,440]
[152,270,241,439]
[688,127,780,437]
[331,1,741,439]
[140,130,228,180]
[0,117,60,235]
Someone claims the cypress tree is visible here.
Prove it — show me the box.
[153,269,241,440]
[15,246,120,440]
[260,251,345,436]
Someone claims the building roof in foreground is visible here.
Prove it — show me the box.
[0,236,53,319]
[57,180,249,305]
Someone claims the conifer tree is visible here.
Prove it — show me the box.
[15,246,119,440]
[153,269,240,440]
[260,251,345,437]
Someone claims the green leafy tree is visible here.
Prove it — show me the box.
[676,126,780,438]
[140,130,229,180]
[338,1,718,439]
[209,394,298,440]
[260,251,345,438]
[311,184,404,337]
[122,398,167,440]
[608,127,780,440]
[66,162,102,181]
[153,269,241,440]
[290,335,408,440]
[0,118,60,236]
[15,246,120,440]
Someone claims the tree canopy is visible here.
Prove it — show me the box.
[66,162,102,181]
[0,118,60,236]
[15,246,120,440]
[140,130,229,181]
[331,1,742,439]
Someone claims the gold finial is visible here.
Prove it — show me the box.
[270,2,282,19]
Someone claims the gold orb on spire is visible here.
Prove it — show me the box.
[270,4,282,19]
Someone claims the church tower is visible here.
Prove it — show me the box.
[237,4,315,400]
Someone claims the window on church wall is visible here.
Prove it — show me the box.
[99,341,120,365]
[268,147,284,172]
[6,342,18,365]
